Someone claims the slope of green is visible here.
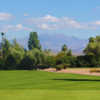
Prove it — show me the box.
[0,71,100,100]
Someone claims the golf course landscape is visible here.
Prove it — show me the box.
[1,0,100,100]
[0,70,100,100]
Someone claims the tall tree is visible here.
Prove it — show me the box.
[28,32,41,50]
[1,32,5,41]
[1,32,5,58]
[61,44,68,53]
[84,36,100,67]
[84,36,100,56]
[2,39,11,59]
[67,49,72,56]
[10,39,25,65]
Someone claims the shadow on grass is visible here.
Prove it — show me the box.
[53,78,100,82]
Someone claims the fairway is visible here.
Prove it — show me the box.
[0,71,100,100]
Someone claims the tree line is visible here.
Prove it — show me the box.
[0,32,100,70]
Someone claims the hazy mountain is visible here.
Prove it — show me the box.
[17,34,88,54]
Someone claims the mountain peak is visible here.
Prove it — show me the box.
[16,34,88,54]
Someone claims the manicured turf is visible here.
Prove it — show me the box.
[0,70,100,100]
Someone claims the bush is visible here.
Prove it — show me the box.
[75,55,100,67]
[55,65,62,71]
[45,56,56,67]
[37,65,50,69]
[19,55,36,70]
[0,58,4,69]
[55,64,67,71]
[5,54,17,70]
[63,64,70,69]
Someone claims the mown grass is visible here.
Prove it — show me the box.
[0,70,100,100]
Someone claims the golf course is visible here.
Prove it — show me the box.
[0,70,100,100]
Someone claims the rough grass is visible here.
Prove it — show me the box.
[0,70,100,100]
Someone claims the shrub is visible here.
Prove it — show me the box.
[45,56,56,67]
[19,55,36,70]
[63,64,70,69]
[37,65,50,69]
[55,64,66,71]
[5,54,17,69]
[0,58,4,69]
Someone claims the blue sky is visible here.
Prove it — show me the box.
[0,0,100,39]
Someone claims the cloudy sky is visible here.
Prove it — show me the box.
[0,0,100,39]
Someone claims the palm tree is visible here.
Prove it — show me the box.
[1,32,5,58]
[1,32,4,40]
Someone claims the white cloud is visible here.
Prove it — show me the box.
[43,15,59,22]
[1,14,99,32]
[24,13,29,17]
[0,24,32,32]
[38,24,49,30]
[57,17,82,29]
[38,23,58,30]
[94,21,100,25]
[25,15,84,30]
[84,21,100,30]
[0,13,13,21]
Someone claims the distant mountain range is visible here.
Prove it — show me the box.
[17,34,88,55]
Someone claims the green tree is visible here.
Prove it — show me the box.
[5,54,17,69]
[89,37,95,43]
[9,39,25,65]
[20,49,39,69]
[67,49,72,56]
[84,36,100,56]
[2,39,11,59]
[96,36,100,42]
[28,32,41,50]
[61,44,68,53]
[20,55,36,70]
[84,36,100,67]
